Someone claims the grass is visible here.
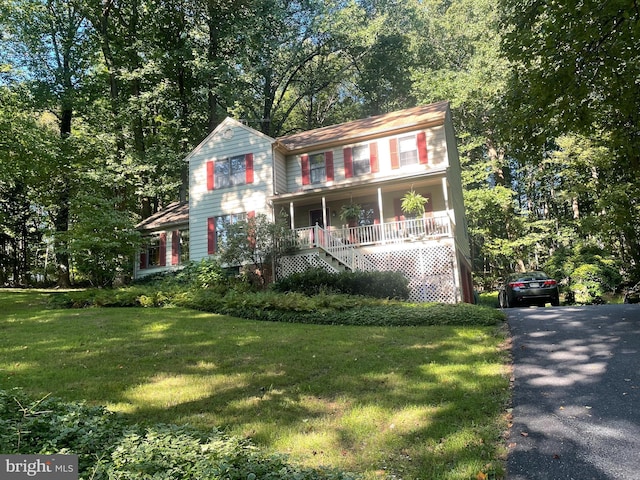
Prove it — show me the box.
[0,289,510,480]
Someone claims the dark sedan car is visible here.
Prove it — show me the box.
[499,271,560,308]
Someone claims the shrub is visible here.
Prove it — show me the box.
[272,269,409,300]
[570,263,620,304]
[0,389,357,480]
[185,289,504,327]
[544,243,623,303]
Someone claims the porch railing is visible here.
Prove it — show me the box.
[291,213,453,270]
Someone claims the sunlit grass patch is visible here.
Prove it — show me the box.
[0,290,510,480]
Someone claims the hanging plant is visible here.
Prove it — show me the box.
[339,202,362,222]
[401,189,428,217]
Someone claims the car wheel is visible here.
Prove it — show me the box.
[499,291,511,308]
[551,298,560,307]
[624,295,630,304]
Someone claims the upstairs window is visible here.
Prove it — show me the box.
[390,132,428,169]
[344,142,378,178]
[216,155,246,188]
[302,152,333,185]
[398,135,418,166]
[352,145,371,176]
[207,153,254,190]
[309,153,325,184]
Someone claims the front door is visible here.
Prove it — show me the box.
[309,209,326,228]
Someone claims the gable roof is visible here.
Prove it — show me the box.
[274,101,450,154]
[136,201,189,232]
[183,117,275,163]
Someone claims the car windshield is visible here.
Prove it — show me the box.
[510,272,548,282]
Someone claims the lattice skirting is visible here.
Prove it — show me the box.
[277,243,457,303]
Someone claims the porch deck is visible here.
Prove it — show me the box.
[294,213,453,250]
[283,213,454,273]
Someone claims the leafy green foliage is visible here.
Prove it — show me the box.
[272,268,410,300]
[66,193,140,287]
[219,213,297,286]
[51,285,504,327]
[0,389,356,480]
[544,244,622,304]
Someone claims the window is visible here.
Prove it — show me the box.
[215,213,247,250]
[398,135,418,166]
[359,203,377,226]
[172,230,189,265]
[180,230,189,263]
[140,234,165,269]
[309,153,325,184]
[352,145,371,176]
[215,155,246,189]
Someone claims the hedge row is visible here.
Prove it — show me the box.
[0,389,356,480]
[271,268,410,300]
[49,287,504,327]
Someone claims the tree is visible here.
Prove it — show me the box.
[2,0,98,286]
[499,0,640,274]
[66,192,140,287]
[218,213,296,286]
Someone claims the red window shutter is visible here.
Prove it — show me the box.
[390,138,400,169]
[325,151,334,181]
[417,131,428,164]
[159,233,167,266]
[245,153,254,184]
[369,142,379,173]
[171,230,180,265]
[301,154,310,185]
[343,147,353,178]
[139,251,147,270]
[207,161,214,190]
[247,210,255,218]
[207,217,216,254]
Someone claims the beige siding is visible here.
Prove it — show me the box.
[273,148,287,195]
[188,122,275,262]
[283,125,449,192]
[444,114,471,260]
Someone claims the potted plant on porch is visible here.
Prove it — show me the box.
[339,202,361,243]
[401,189,429,237]
[401,189,428,217]
[339,202,362,227]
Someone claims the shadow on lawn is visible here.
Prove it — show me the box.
[1,290,509,478]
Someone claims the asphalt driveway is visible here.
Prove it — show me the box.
[506,304,640,480]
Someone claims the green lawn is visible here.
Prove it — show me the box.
[0,290,510,480]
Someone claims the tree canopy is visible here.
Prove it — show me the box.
[1,0,638,288]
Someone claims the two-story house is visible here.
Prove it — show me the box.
[135,101,474,303]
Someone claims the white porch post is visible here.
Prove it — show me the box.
[377,187,385,243]
[442,177,450,212]
[322,196,327,228]
[289,202,295,229]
